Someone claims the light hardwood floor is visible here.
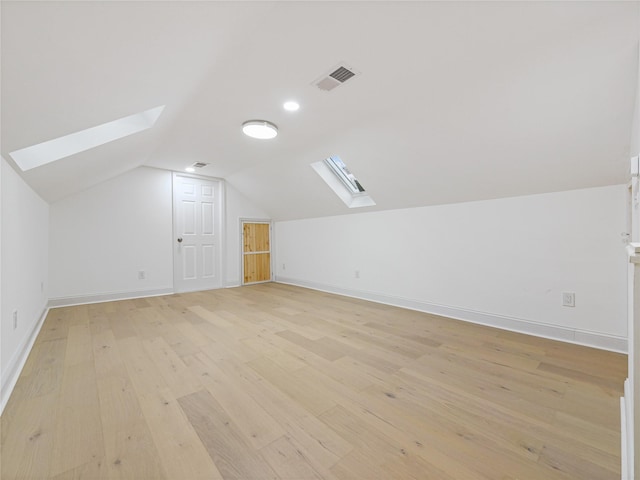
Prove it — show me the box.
[1,283,627,479]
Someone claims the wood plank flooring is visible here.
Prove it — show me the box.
[0,283,627,479]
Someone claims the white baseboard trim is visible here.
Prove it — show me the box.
[275,277,627,353]
[621,396,628,480]
[622,378,634,479]
[48,288,175,308]
[1,303,49,415]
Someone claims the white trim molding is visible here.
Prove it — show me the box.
[48,288,174,308]
[1,303,49,415]
[275,276,627,353]
[623,378,633,480]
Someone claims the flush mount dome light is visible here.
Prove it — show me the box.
[242,120,278,139]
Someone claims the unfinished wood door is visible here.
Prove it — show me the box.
[242,222,271,284]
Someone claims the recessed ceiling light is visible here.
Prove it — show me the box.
[185,167,195,173]
[242,120,278,140]
[283,101,300,112]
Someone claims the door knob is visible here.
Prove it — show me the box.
[177,237,183,243]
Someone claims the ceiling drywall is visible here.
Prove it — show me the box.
[2,1,639,220]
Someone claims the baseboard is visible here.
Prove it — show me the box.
[1,303,49,415]
[48,287,175,308]
[621,378,634,479]
[275,277,627,353]
[621,396,628,480]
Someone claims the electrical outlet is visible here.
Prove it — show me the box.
[282,263,286,271]
[355,270,360,279]
[562,292,575,307]
[138,270,146,280]
[12,310,18,329]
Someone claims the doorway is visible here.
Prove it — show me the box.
[242,220,272,284]
[173,173,223,293]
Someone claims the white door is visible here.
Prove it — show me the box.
[173,173,222,293]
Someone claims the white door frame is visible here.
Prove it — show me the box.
[240,218,273,285]
[172,172,226,293]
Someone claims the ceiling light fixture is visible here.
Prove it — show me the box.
[185,167,195,173]
[242,120,278,140]
[283,101,300,112]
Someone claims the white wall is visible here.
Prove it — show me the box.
[0,157,2,402]
[631,49,640,167]
[623,39,640,478]
[631,42,640,242]
[276,185,628,351]
[49,167,174,301]
[49,167,270,301]
[225,183,270,287]
[1,157,49,407]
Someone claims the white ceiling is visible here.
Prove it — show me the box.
[2,1,639,221]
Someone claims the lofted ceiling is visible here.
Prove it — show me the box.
[2,1,639,221]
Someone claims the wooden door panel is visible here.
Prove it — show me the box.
[242,222,271,284]
[243,223,270,252]
[244,253,271,283]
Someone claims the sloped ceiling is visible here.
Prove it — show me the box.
[2,1,639,221]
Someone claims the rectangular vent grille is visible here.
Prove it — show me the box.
[313,63,358,92]
[192,162,209,168]
[330,66,356,83]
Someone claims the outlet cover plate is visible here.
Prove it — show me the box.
[562,292,575,307]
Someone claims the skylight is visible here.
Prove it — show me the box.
[9,105,166,171]
[324,156,366,194]
[312,155,375,208]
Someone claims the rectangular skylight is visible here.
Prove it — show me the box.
[324,156,366,194]
[9,105,165,171]
[312,155,375,208]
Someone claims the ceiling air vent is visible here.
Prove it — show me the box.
[313,63,358,92]
[192,162,209,168]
